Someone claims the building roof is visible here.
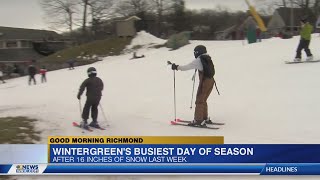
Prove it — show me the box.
[115,16,142,22]
[0,26,63,40]
[124,16,141,21]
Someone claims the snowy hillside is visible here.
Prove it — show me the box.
[1,33,320,143]
[1,32,320,179]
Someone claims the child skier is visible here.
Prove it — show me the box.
[171,45,216,127]
[39,66,47,83]
[294,17,314,62]
[77,67,104,129]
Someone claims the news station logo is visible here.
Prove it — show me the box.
[15,165,39,173]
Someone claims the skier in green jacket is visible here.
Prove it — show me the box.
[294,17,314,62]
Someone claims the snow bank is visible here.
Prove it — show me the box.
[125,31,166,51]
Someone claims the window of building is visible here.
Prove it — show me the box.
[20,40,31,48]
[6,41,18,48]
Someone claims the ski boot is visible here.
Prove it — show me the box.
[188,120,207,127]
[80,120,90,130]
[293,58,301,62]
[204,117,213,124]
[89,121,101,128]
[306,56,313,62]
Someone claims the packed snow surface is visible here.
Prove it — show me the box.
[1,32,320,180]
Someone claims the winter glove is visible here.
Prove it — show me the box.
[171,63,179,71]
[77,93,81,100]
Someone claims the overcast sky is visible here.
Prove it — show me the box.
[185,0,248,11]
[0,0,264,31]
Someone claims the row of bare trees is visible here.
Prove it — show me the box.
[41,0,319,41]
[274,0,320,9]
[280,0,320,17]
[41,0,175,34]
[41,0,114,34]
[255,0,320,16]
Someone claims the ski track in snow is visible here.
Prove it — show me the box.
[2,31,320,180]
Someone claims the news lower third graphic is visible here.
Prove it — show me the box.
[2,136,320,175]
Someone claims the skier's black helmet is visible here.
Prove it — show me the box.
[194,45,207,58]
[87,67,97,77]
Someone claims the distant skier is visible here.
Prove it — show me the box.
[28,64,37,85]
[171,45,216,126]
[294,17,314,62]
[77,67,104,129]
[68,59,75,70]
[244,16,257,44]
[39,66,47,83]
[130,52,145,60]
[0,70,5,83]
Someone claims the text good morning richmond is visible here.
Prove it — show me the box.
[50,137,143,144]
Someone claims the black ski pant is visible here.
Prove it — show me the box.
[41,74,47,83]
[295,39,312,58]
[29,75,36,85]
[82,96,101,123]
[0,77,5,83]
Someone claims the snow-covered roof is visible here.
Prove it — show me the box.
[124,16,141,21]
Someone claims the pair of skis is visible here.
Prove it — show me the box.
[170,119,224,130]
[73,119,224,131]
[72,122,106,132]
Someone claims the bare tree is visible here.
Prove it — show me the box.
[41,0,77,33]
[150,0,174,35]
[282,0,287,7]
[255,0,320,15]
[314,0,320,16]
[272,0,288,7]
[78,0,117,35]
[116,0,150,17]
[88,0,116,37]
[171,0,190,32]
[271,0,318,8]
[88,0,115,20]
[81,0,89,34]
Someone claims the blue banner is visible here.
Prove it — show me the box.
[4,164,320,175]
[36,164,320,175]
[49,144,320,164]
[0,165,12,174]
[43,164,264,174]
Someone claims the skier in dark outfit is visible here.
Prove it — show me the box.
[171,45,216,126]
[28,65,37,85]
[77,67,104,129]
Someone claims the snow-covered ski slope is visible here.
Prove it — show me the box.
[2,31,320,180]
[1,31,320,144]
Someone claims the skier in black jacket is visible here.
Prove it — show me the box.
[28,65,37,85]
[77,67,104,129]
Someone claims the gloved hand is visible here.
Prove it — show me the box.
[77,93,81,100]
[171,63,179,70]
